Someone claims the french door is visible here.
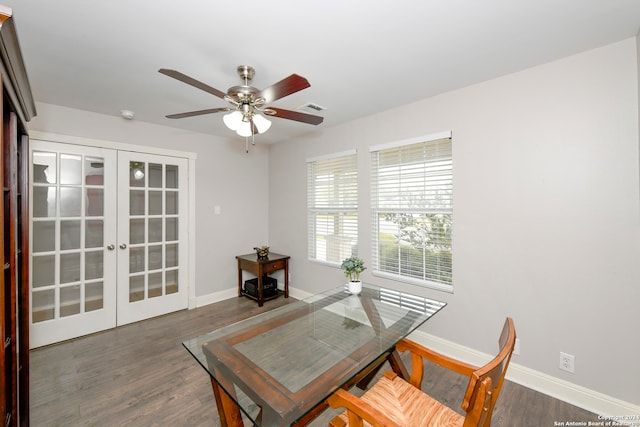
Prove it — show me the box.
[116,151,188,325]
[30,141,189,347]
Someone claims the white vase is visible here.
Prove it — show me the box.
[347,281,362,295]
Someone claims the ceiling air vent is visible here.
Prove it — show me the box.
[299,102,326,113]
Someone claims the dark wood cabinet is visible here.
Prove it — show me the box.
[0,7,36,426]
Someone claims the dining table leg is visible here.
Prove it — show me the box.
[210,376,245,427]
[386,347,410,381]
[354,347,409,391]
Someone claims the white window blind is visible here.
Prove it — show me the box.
[370,133,453,291]
[307,150,358,264]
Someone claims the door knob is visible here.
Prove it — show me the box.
[120,243,127,249]
[107,244,115,251]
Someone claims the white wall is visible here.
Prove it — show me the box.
[269,38,640,406]
[27,103,270,299]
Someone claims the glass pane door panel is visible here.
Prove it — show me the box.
[129,275,144,302]
[149,163,163,188]
[60,253,81,283]
[33,186,56,217]
[130,162,145,187]
[148,218,162,242]
[86,282,104,312]
[149,272,163,298]
[33,152,56,183]
[33,221,55,252]
[85,220,104,248]
[166,165,178,188]
[60,285,81,317]
[129,247,145,273]
[166,243,178,268]
[85,157,104,185]
[60,154,82,185]
[166,192,178,215]
[32,290,55,322]
[60,187,82,217]
[148,245,162,270]
[32,255,55,288]
[86,188,104,216]
[85,251,104,280]
[130,190,145,215]
[130,218,145,244]
[166,270,178,294]
[148,191,162,215]
[60,220,81,250]
[165,218,177,241]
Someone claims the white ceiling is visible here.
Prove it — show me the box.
[6,0,640,144]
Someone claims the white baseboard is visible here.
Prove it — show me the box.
[409,330,640,420]
[288,287,313,300]
[194,287,238,307]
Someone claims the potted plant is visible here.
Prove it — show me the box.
[341,256,366,294]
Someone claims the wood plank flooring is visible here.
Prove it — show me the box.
[31,295,602,426]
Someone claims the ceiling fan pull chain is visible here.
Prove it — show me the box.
[245,137,249,153]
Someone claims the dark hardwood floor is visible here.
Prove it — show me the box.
[31,295,601,426]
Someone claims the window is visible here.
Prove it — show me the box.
[370,132,452,291]
[307,150,358,264]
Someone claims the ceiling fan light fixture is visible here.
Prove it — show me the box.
[236,120,253,137]
[252,114,272,134]
[223,110,243,131]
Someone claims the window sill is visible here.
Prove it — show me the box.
[308,258,341,269]
[372,270,454,294]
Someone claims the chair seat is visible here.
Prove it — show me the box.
[333,372,464,427]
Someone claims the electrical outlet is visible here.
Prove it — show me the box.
[559,352,575,373]
[513,338,520,355]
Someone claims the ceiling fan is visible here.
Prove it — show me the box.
[159,65,323,149]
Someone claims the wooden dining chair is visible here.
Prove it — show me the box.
[327,317,516,427]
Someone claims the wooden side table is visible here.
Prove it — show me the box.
[236,253,290,306]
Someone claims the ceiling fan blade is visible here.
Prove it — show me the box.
[165,107,230,119]
[265,108,324,125]
[259,74,310,104]
[159,68,227,99]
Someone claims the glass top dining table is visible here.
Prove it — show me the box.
[183,283,446,426]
